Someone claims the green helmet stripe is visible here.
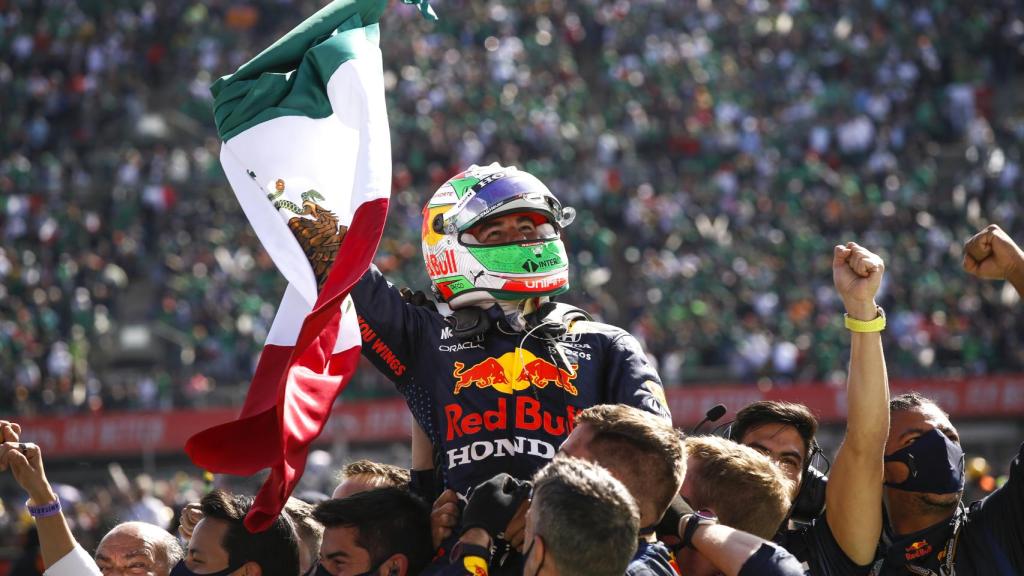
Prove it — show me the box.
[448,177,479,199]
[434,275,475,298]
[465,242,568,275]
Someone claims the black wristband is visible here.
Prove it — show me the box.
[680,512,717,550]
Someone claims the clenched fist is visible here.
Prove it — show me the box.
[833,242,885,321]
[962,224,1024,282]
[178,502,203,540]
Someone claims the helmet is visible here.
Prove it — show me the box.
[421,163,576,309]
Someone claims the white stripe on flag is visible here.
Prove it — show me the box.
[219,50,389,307]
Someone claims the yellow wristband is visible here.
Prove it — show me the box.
[844,307,886,332]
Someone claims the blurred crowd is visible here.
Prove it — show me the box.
[3,0,1024,415]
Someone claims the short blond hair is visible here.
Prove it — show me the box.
[684,436,793,538]
[575,404,684,523]
[339,459,410,488]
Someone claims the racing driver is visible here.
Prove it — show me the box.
[347,163,672,497]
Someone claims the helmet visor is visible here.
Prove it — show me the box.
[460,213,560,245]
[442,171,575,233]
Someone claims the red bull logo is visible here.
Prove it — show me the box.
[426,249,457,277]
[904,540,932,561]
[452,349,578,395]
[462,556,488,575]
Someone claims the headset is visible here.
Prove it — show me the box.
[787,439,830,524]
[718,419,831,525]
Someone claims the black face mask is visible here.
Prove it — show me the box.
[884,428,965,494]
[170,559,243,576]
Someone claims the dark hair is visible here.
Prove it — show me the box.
[889,391,945,415]
[313,487,432,573]
[284,497,324,570]
[732,401,818,460]
[532,456,640,576]
[199,490,300,576]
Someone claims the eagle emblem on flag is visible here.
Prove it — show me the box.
[267,178,347,288]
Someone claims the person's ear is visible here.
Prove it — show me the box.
[380,553,406,576]
[525,535,546,575]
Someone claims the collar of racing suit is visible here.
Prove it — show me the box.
[496,297,543,332]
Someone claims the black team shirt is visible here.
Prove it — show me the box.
[873,441,1024,575]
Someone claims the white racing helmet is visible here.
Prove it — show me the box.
[421,163,576,309]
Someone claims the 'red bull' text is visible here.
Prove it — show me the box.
[445,397,579,441]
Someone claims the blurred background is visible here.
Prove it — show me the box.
[1,0,1024,569]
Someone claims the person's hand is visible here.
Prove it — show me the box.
[503,499,530,553]
[833,242,885,321]
[0,440,57,505]
[963,224,1024,281]
[400,287,438,312]
[1,421,23,443]
[430,489,460,549]
[461,474,531,543]
[179,502,204,541]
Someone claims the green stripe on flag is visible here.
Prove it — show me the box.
[211,0,386,142]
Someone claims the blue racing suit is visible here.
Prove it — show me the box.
[351,264,672,496]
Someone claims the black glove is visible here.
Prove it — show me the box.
[461,473,531,538]
[656,494,695,543]
[399,287,438,312]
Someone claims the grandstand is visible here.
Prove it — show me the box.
[2,0,1023,571]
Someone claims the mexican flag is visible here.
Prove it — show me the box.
[185,0,391,531]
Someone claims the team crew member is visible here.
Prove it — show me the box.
[674,436,804,576]
[870,224,1024,575]
[734,242,890,575]
[558,404,685,576]
[872,392,1024,575]
[345,163,671,496]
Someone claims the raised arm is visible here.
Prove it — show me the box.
[825,242,889,565]
[963,224,1024,296]
[0,421,100,575]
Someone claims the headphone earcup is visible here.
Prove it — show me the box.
[790,464,828,523]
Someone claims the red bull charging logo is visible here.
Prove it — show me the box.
[904,540,932,561]
[452,349,578,396]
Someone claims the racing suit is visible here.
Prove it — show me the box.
[351,264,672,496]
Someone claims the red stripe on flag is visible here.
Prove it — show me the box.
[185,197,389,532]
